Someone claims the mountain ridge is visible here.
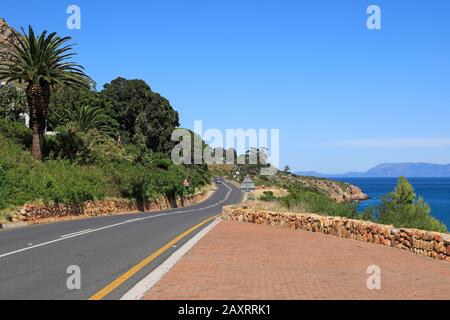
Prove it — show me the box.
[296,162,450,178]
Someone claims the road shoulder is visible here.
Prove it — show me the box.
[121,218,222,300]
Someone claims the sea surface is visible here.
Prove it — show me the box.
[333,178,450,229]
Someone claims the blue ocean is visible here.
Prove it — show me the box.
[334,178,450,229]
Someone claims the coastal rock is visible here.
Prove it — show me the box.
[297,178,369,203]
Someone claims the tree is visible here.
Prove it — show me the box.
[0,26,91,160]
[47,83,101,130]
[391,176,415,207]
[284,165,291,173]
[373,177,447,232]
[101,77,180,154]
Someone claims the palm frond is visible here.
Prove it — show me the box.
[65,104,114,136]
[0,26,91,88]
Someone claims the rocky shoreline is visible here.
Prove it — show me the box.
[296,176,369,203]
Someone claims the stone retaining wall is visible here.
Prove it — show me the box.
[7,190,210,225]
[223,206,450,263]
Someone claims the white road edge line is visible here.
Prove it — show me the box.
[0,182,233,260]
[120,218,222,300]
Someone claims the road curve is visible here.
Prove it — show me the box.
[0,180,241,300]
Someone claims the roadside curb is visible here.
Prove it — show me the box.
[121,218,222,300]
[0,222,28,230]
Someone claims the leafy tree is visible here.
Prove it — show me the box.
[101,77,180,154]
[0,26,91,160]
[391,176,415,206]
[371,177,447,232]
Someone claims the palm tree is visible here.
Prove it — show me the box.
[65,104,113,136]
[0,26,91,160]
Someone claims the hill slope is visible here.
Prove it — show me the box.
[0,18,17,63]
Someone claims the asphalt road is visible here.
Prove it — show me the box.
[0,180,241,300]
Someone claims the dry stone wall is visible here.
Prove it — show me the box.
[223,206,450,263]
[7,191,210,225]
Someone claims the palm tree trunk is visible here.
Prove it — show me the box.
[26,83,49,161]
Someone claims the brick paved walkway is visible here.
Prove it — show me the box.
[143,220,450,300]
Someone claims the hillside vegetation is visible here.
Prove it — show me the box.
[210,164,367,203]
[0,79,210,222]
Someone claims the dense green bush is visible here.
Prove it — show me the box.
[0,118,32,147]
[126,162,209,204]
[46,128,131,164]
[37,161,107,203]
[0,134,107,208]
[0,85,27,120]
[0,131,210,213]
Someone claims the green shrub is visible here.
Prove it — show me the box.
[46,129,132,164]
[281,186,358,219]
[0,118,32,147]
[0,131,210,212]
[0,134,107,208]
[260,191,277,202]
[40,161,107,203]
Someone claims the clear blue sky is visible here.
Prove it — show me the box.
[3,0,450,173]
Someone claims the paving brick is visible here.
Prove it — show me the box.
[143,221,450,300]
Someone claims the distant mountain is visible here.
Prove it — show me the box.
[296,163,450,178]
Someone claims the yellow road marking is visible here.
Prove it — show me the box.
[88,214,220,300]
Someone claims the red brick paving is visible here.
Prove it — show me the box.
[143,220,450,300]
